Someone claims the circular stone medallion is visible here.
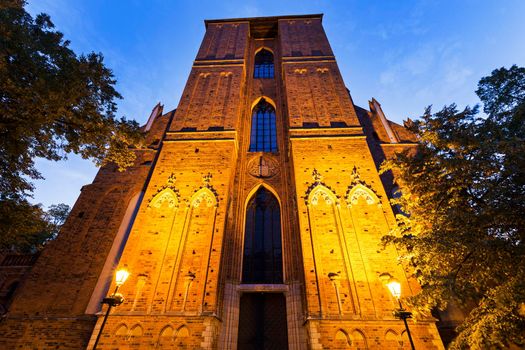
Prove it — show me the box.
[247,156,279,178]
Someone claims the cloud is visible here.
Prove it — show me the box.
[379,45,436,89]
[380,70,396,86]
[445,62,473,86]
[241,4,263,17]
[366,3,428,41]
[379,39,471,88]
[374,36,479,124]
[403,46,435,75]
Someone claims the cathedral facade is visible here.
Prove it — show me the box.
[0,14,445,349]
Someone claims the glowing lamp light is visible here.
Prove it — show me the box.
[93,269,130,349]
[386,280,401,299]
[115,269,129,287]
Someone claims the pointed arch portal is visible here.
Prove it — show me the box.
[242,187,283,284]
[237,293,288,350]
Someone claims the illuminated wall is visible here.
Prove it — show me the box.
[0,15,444,350]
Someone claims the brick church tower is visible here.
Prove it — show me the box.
[0,14,445,349]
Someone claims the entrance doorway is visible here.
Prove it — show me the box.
[237,293,288,350]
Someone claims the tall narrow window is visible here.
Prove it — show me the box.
[249,99,277,152]
[254,49,274,79]
[242,187,283,284]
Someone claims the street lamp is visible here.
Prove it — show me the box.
[386,280,416,350]
[92,269,129,350]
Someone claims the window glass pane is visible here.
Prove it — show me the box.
[242,188,283,283]
[249,99,278,153]
[254,49,274,79]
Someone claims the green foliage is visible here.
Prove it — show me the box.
[381,65,525,349]
[45,203,70,229]
[0,1,143,200]
[0,1,143,252]
[0,199,70,253]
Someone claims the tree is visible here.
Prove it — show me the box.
[0,199,70,253]
[0,0,143,201]
[0,1,143,252]
[382,65,525,349]
[45,203,70,233]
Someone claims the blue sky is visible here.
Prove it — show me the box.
[25,0,525,208]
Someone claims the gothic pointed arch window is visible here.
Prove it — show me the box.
[242,187,283,283]
[254,49,274,78]
[249,99,277,152]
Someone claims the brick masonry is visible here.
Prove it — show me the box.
[0,14,444,349]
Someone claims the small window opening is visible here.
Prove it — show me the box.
[254,49,274,79]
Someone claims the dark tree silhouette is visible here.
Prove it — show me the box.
[382,65,525,349]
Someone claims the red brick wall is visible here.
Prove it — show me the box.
[0,14,444,350]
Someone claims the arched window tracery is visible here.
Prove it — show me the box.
[346,184,378,206]
[254,49,274,78]
[249,99,277,153]
[306,183,357,315]
[242,187,282,283]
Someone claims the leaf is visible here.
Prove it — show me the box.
[383,66,525,347]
